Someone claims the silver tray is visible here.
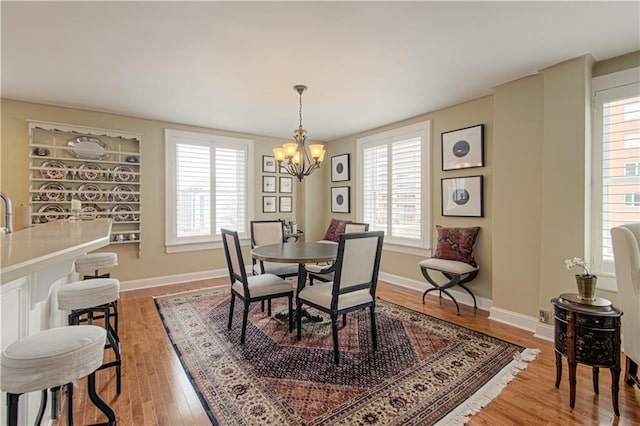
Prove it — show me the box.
[68,136,110,160]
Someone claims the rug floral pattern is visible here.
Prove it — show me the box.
[154,287,529,425]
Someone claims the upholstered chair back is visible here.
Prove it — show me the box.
[222,228,249,294]
[251,220,284,247]
[332,231,384,302]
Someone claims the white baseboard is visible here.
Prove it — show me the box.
[122,268,552,340]
[378,271,493,312]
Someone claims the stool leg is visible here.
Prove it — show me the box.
[87,371,116,426]
[51,386,61,419]
[100,306,122,395]
[35,389,48,425]
[6,393,21,426]
[65,383,73,426]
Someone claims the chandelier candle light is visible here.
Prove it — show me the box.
[273,85,326,182]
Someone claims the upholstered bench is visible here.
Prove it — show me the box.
[419,226,480,315]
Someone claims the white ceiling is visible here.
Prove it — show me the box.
[2,1,639,141]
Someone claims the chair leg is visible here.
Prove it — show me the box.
[267,299,272,317]
[35,389,47,425]
[7,393,21,426]
[65,383,73,426]
[331,313,340,364]
[228,293,235,330]
[288,296,293,332]
[370,306,378,350]
[87,372,116,426]
[296,300,303,341]
[240,302,249,344]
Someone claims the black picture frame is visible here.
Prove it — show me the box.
[262,175,276,193]
[279,176,293,193]
[279,196,292,213]
[262,196,276,213]
[441,175,483,217]
[331,186,350,213]
[262,155,276,173]
[331,153,350,182]
[441,124,484,171]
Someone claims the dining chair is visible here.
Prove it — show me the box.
[250,220,299,279]
[297,231,384,364]
[306,222,370,285]
[221,228,294,344]
[611,223,640,389]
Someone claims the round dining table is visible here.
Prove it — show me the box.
[251,241,338,322]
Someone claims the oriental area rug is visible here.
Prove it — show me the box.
[154,286,538,425]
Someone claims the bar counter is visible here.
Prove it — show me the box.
[1,218,112,284]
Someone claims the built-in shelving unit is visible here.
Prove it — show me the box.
[28,120,142,256]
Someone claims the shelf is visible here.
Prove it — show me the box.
[29,120,142,255]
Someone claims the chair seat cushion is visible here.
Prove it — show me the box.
[1,325,106,394]
[57,278,120,310]
[419,258,479,275]
[74,252,118,272]
[233,274,293,298]
[253,261,298,277]
[298,282,373,311]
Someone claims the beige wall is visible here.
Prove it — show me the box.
[0,100,293,281]
[2,51,637,319]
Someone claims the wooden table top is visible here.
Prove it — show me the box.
[251,242,337,264]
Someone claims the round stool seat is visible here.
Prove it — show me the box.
[74,252,118,273]
[1,326,106,395]
[58,278,120,310]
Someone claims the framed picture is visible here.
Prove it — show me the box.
[279,196,292,213]
[262,155,276,173]
[262,175,276,193]
[441,124,484,171]
[263,196,276,213]
[441,176,484,217]
[331,154,350,182]
[331,186,350,213]
[279,176,293,193]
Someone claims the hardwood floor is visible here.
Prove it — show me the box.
[55,278,639,425]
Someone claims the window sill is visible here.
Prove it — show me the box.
[165,238,250,254]
[383,242,431,258]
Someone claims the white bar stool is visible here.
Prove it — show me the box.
[74,252,120,338]
[1,325,116,426]
[57,278,122,395]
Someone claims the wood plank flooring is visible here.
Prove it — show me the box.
[54,278,639,425]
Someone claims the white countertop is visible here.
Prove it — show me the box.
[1,218,112,284]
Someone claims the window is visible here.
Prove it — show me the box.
[357,121,431,253]
[624,162,640,176]
[165,129,253,252]
[624,193,640,207]
[591,68,640,290]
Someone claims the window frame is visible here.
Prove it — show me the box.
[591,67,640,291]
[165,128,254,253]
[356,120,431,256]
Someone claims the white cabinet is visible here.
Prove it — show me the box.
[28,121,142,254]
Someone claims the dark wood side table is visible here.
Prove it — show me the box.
[551,294,622,416]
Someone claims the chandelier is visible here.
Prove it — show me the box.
[273,85,325,182]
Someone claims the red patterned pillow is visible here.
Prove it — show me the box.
[434,226,480,267]
[323,218,350,242]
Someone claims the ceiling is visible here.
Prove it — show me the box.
[2,1,639,142]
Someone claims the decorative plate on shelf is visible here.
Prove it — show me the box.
[39,182,67,202]
[40,160,67,180]
[38,204,65,223]
[111,184,135,202]
[112,165,135,183]
[77,163,104,181]
[111,204,133,222]
[80,203,101,219]
[68,136,110,160]
[78,183,103,202]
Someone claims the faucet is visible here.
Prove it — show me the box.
[0,192,13,234]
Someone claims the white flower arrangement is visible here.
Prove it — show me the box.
[564,257,592,277]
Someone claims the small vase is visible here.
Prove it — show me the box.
[575,274,597,301]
